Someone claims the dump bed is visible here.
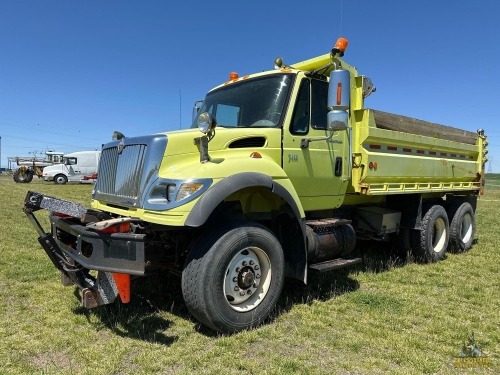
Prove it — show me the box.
[351,109,485,195]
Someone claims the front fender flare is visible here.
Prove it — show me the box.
[185,172,304,227]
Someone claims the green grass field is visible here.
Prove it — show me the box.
[1,174,498,374]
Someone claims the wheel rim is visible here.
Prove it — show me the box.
[56,176,66,184]
[224,246,272,312]
[432,218,447,253]
[460,213,473,243]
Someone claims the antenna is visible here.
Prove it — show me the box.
[179,89,182,130]
[487,159,493,173]
[339,0,343,35]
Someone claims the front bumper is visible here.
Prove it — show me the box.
[50,215,146,276]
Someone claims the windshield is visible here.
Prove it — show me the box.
[192,74,293,128]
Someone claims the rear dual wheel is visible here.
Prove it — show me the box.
[182,221,285,333]
[412,205,450,262]
[448,202,476,252]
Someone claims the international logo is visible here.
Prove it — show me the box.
[117,139,125,155]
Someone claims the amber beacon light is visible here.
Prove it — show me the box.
[332,37,349,56]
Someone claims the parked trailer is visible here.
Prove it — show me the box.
[23,38,487,333]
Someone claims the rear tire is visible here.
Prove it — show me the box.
[448,202,475,252]
[412,205,449,262]
[182,221,285,333]
[13,168,33,183]
[54,174,68,184]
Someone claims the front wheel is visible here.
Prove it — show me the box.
[54,174,68,184]
[182,222,285,333]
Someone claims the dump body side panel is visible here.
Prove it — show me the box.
[350,109,483,196]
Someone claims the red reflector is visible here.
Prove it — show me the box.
[387,146,397,151]
[417,150,425,154]
[373,162,378,170]
[97,222,131,234]
[429,151,437,155]
[112,273,130,303]
[250,152,262,158]
[52,212,72,219]
[403,148,412,153]
[369,144,381,149]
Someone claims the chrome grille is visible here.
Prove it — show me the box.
[98,145,146,198]
[93,135,168,208]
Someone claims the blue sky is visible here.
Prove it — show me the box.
[1,0,499,172]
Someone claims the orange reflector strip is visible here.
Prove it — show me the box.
[112,273,130,303]
[336,83,342,105]
[250,152,262,158]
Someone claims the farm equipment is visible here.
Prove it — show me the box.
[12,151,64,183]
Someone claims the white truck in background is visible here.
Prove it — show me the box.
[43,151,101,184]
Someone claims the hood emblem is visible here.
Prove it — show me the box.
[117,139,125,154]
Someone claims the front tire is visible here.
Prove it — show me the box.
[448,202,476,252]
[54,174,68,184]
[412,205,450,262]
[182,221,285,333]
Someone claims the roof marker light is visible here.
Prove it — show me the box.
[229,72,239,80]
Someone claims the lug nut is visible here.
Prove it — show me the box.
[249,261,254,266]
[242,261,247,266]
[233,277,237,282]
[240,291,245,296]
[254,265,260,270]
[234,286,240,291]
[236,267,240,273]
[253,283,257,288]
[256,274,261,279]
[247,290,252,295]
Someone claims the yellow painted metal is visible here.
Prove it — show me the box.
[350,109,482,196]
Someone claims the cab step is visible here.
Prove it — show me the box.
[309,257,362,272]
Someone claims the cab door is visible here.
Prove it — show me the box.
[283,77,349,211]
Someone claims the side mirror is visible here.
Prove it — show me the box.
[327,110,348,131]
[192,100,204,122]
[196,112,217,136]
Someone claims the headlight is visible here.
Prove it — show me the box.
[144,178,212,210]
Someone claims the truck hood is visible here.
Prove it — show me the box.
[161,127,282,158]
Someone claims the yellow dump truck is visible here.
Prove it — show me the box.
[24,38,487,333]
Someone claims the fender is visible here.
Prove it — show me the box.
[185,172,304,227]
